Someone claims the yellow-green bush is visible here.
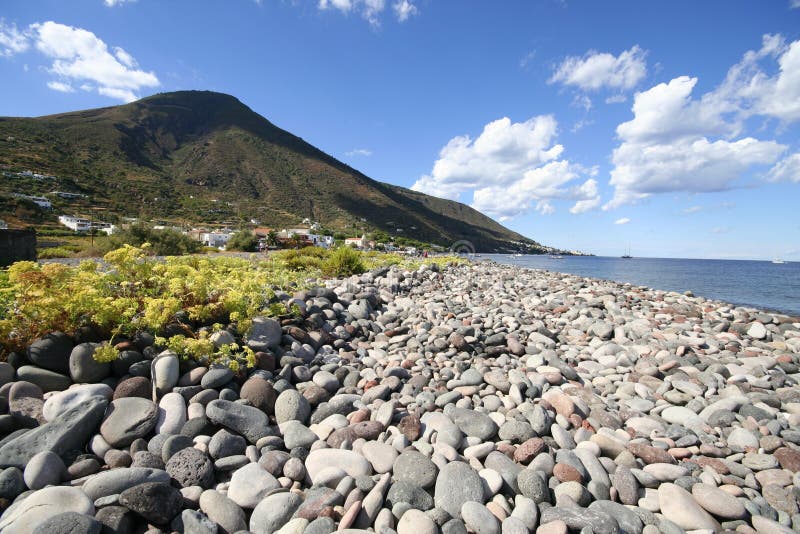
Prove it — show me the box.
[0,244,463,363]
[322,246,365,277]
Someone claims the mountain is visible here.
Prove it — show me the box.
[0,91,545,252]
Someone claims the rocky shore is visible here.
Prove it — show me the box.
[0,260,799,534]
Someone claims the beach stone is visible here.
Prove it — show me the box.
[100,397,158,447]
[281,421,317,450]
[610,465,639,506]
[0,395,107,468]
[31,512,102,534]
[155,392,187,435]
[240,377,277,414]
[275,389,311,424]
[462,501,500,534]
[305,449,371,483]
[200,489,248,534]
[42,383,113,421]
[0,486,94,534]
[0,467,25,499]
[387,480,435,510]
[201,365,235,389]
[691,483,747,519]
[69,342,110,383]
[16,365,72,392]
[587,501,642,534]
[393,450,438,489]
[119,481,183,525]
[27,332,72,374]
[518,469,550,503]
[94,506,136,534]
[227,462,280,508]
[172,509,218,534]
[774,447,800,472]
[514,437,546,464]
[206,399,271,443]
[166,447,214,488]
[209,428,247,459]
[434,461,485,518]
[249,491,302,534]
[23,450,66,489]
[658,482,720,531]
[397,509,437,534]
[743,452,779,470]
[81,466,171,500]
[152,352,180,396]
[161,434,194,463]
[247,316,283,351]
[448,407,499,440]
[113,376,152,400]
[751,514,796,534]
[728,428,760,452]
[539,506,619,534]
[536,520,567,534]
[361,440,397,473]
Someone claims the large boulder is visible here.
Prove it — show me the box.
[0,395,107,468]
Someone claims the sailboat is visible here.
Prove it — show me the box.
[621,245,632,259]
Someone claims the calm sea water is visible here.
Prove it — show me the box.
[484,254,800,317]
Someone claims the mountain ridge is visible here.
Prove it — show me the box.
[0,90,546,252]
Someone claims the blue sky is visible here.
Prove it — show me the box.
[1,0,799,259]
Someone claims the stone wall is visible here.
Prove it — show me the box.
[0,229,37,267]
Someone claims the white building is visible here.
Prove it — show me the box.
[13,194,52,209]
[58,215,91,232]
[345,235,368,249]
[91,222,117,235]
[200,232,231,248]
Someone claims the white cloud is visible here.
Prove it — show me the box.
[319,0,391,26]
[413,116,598,220]
[346,148,372,157]
[104,0,136,6]
[614,217,631,225]
[550,45,647,91]
[791,0,800,8]
[393,0,418,22]
[29,21,159,102]
[604,36,800,209]
[0,20,29,57]
[47,80,74,93]
[605,94,627,104]
[683,206,703,214]
[768,153,800,183]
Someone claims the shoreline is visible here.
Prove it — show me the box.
[485,255,800,319]
[0,260,798,532]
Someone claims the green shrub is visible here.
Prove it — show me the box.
[322,246,365,277]
[102,223,201,256]
[37,246,77,259]
[226,230,259,252]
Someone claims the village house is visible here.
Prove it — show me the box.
[199,231,232,248]
[344,235,369,249]
[58,215,91,232]
[13,194,52,209]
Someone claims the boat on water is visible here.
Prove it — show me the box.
[772,259,786,264]
[512,253,523,257]
[549,255,564,259]
[621,245,633,259]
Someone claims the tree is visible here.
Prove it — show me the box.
[226,230,259,252]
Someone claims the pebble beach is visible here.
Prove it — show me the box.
[1,260,799,534]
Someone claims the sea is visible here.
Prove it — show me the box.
[485,254,800,317]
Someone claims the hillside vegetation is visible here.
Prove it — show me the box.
[0,91,543,252]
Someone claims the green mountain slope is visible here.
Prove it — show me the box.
[0,90,544,252]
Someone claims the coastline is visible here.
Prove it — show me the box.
[0,259,798,532]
